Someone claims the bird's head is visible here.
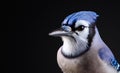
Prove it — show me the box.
[49,11,99,58]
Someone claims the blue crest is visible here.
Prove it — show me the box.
[62,11,99,26]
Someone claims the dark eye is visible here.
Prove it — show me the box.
[76,25,85,31]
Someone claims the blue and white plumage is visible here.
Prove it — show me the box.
[62,11,98,25]
[49,11,120,73]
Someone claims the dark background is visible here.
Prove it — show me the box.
[6,0,120,73]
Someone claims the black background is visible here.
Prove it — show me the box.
[6,0,120,73]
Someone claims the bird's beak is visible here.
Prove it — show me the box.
[49,26,72,37]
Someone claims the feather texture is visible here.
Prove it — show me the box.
[62,11,99,25]
[99,47,120,72]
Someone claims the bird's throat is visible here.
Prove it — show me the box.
[61,36,89,58]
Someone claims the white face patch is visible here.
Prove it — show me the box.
[75,28,89,42]
[75,20,90,42]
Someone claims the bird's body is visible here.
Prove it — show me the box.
[49,11,120,73]
[57,28,117,73]
[57,47,117,73]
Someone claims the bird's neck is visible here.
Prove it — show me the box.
[90,28,107,50]
[61,36,89,58]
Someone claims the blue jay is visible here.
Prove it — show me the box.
[49,11,120,73]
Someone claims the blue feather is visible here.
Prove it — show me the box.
[111,59,120,71]
[62,11,99,26]
[99,47,120,72]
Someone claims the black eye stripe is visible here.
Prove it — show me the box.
[62,23,94,32]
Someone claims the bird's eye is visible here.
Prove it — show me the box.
[76,25,85,31]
